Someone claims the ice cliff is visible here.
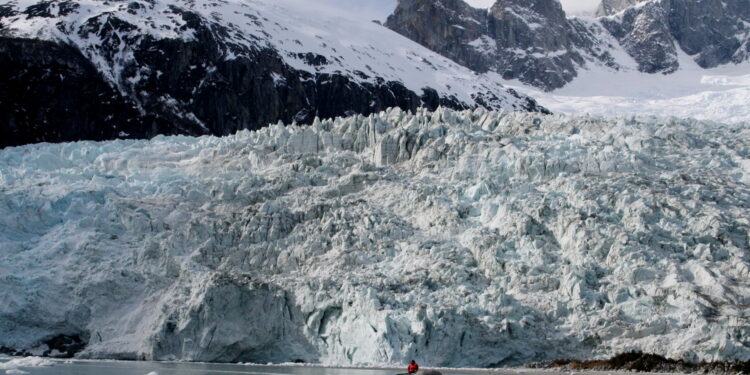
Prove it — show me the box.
[1,108,750,366]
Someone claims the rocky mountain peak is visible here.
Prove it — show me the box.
[488,0,572,52]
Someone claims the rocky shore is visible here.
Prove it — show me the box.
[530,352,750,374]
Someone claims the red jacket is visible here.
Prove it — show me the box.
[408,362,419,373]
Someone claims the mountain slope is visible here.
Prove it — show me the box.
[2,108,750,365]
[0,0,544,148]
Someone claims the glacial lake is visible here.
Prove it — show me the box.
[0,359,625,375]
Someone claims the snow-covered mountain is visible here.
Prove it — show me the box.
[0,0,544,148]
[386,0,620,91]
[2,107,750,365]
[386,0,750,91]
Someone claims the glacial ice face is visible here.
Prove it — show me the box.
[1,108,750,366]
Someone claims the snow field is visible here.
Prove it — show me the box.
[516,44,750,123]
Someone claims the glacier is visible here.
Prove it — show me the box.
[1,108,750,366]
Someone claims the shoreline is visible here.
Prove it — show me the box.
[3,351,749,374]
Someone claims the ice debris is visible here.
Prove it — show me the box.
[0,357,55,373]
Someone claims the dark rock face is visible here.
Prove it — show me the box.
[384,0,492,74]
[600,1,678,74]
[386,0,618,91]
[0,38,167,147]
[0,2,544,148]
[487,0,618,89]
[0,34,461,148]
[668,0,750,68]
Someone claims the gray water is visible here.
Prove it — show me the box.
[0,359,558,375]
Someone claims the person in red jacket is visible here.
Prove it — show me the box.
[407,360,419,374]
